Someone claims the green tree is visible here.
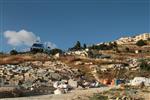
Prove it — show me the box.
[113,41,118,47]
[136,40,147,46]
[88,42,117,51]
[140,59,150,71]
[10,49,18,55]
[69,41,82,51]
[50,48,63,55]
[0,52,3,55]
[74,41,81,50]
[125,47,130,52]
[83,43,87,49]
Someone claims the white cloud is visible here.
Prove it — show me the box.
[4,29,40,46]
[44,42,57,49]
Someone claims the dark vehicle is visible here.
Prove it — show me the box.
[30,43,44,53]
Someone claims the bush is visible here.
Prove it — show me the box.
[50,48,63,55]
[30,48,44,54]
[83,43,87,49]
[0,52,3,55]
[136,40,147,46]
[125,47,130,52]
[140,59,150,71]
[10,50,18,55]
[88,42,117,50]
[69,41,83,51]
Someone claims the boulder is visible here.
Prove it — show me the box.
[32,61,43,66]
[54,88,64,95]
[131,77,150,86]
[54,53,60,58]
[9,79,19,86]
[68,79,78,88]
[14,75,24,81]
[53,81,59,88]
[74,61,83,65]
[51,73,61,80]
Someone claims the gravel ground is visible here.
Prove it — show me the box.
[0,87,111,100]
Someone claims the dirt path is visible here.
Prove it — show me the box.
[1,87,111,100]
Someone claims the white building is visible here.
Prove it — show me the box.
[133,33,150,42]
[116,33,150,44]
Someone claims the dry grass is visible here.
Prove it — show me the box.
[0,55,32,65]
[0,54,50,65]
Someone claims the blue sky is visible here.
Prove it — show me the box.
[0,0,150,52]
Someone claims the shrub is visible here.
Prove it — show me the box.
[50,48,63,55]
[88,42,117,50]
[136,40,147,46]
[125,47,130,52]
[10,50,18,55]
[0,52,3,55]
[69,41,83,51]
[83,43,87,49]
[30,48,44,54]
[139,59,150,71]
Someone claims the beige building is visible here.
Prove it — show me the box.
[134,33,150,42]
[116,33,150,44]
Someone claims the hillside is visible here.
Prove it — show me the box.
[0,33,150,99]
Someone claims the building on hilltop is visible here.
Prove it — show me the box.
[133,33,150,42]
[116,33,150,45]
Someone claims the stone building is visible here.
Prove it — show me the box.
[116,33,150,45]
[133,33,150,42]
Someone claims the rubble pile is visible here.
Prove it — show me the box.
[0,61,82,96]
[90,58,142,73]
[126,59,141,71]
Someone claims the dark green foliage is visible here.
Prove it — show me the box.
[10,50,18,55]
[83,43,87,49]
[0,52,3,54]
[44,48,51,54]
[89,42,117,50]
[125,47,130,52]
[113,41,118,47]
[75,41,81,49]
[140,59,150,71]
[69,41,83,51]
[30,48,43,54]
[90,93,108,100]
[49,48,63,55]
[136,40,147,46]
